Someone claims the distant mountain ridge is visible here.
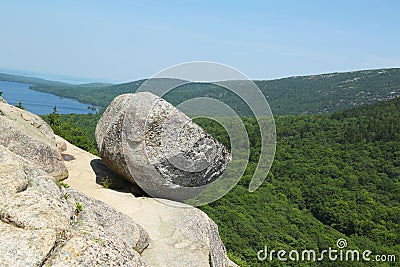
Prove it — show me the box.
[1,68,399,115]
[254,68,400,114]
[0,72,69,86]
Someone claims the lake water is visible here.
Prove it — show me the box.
[0,81,98,115]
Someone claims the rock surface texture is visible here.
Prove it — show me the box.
[136,200,237,267]
[0,99,68,180]
[0,144,149,267]
[95,92,231,201]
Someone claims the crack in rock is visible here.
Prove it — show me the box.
[40,230,69,267]
[0,211,25,229]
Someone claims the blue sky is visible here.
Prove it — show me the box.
[0,0,399,83]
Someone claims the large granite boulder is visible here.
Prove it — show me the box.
[0,144,149,266]
[95,92,231,201]
[0,99,68,180]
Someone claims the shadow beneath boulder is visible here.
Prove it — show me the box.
[90,159,147,197]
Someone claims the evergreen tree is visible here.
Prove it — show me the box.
[15,100,25,110]
[46,105,61,128]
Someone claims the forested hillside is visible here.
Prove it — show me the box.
[45,96,400,266]
[197,97,400,266]
[4,68,397,116]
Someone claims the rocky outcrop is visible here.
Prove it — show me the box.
[0,144,149,266]
[95,92,231,201]
[0,96,238,266]
[0,99,68,180]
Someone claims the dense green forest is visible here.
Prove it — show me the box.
[42,109,99,155]
[200,98,400,266]
[2,68,398,116]
[45,96,400,266]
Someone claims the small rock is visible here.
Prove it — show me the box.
[55,135,68,152]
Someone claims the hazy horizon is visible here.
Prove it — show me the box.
[1,66,399,85]
[1,1,399,83]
